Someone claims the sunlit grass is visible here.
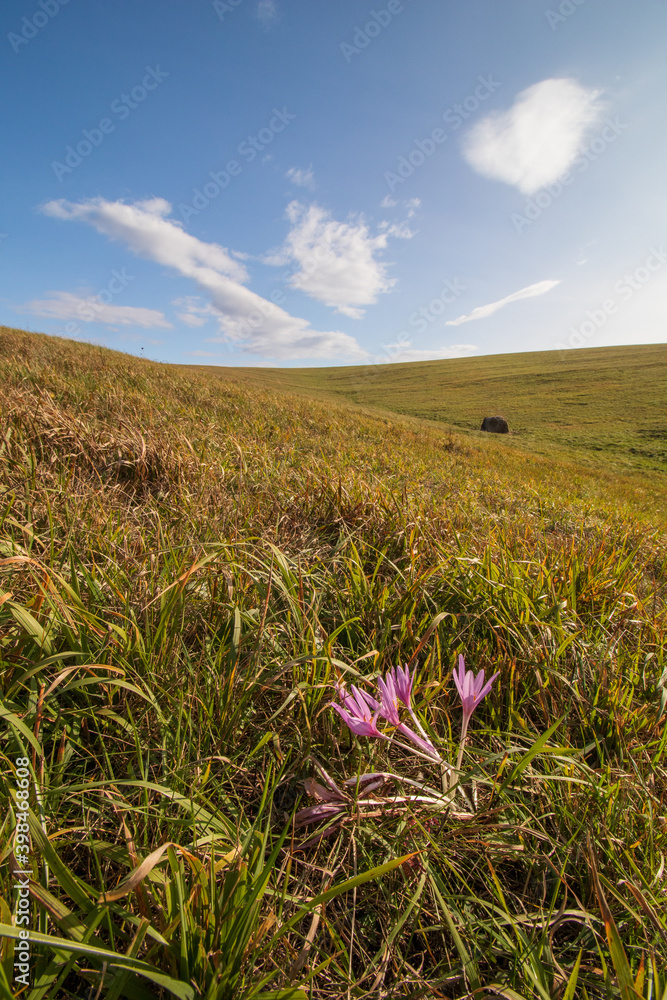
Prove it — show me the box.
[180,341,667,475]
[1,327,666,998]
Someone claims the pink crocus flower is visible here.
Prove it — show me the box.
[378,666,440,761]
[332,669,442,762]
[336,680,380,713]
[389,664,413,708]
[453,654,499,768]
[330,685,387,740]
[377,670,442,762]
[376,672,402,726]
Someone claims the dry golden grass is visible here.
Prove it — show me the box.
[1,327,665,999]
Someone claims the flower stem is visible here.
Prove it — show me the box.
[390,736,442,764]
[456,714,471,773]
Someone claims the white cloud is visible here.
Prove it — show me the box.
[22,290,172,329]
[43,197,248,282]
[286,165,315,190]
[41,197,367,361]
[257,0,279,27]
[270,201,398,317]
[462,78,604,195]
[379,341,478,363]
[446,280,561,326]
[172,296,218,328]
[378,220,415,240]
[379,195,420,217]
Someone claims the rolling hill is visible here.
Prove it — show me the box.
[1,326,665,998]
[181,342,667,473]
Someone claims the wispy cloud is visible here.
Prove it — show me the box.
[41,197,367,361]
[21,290,172,329]
[379,195,420,215]
[286,165,315,190]
[257,0,279,28]
[445,279,561,326]
[267,200,401,318]
[462,78,604,195]
[172,296,218,328]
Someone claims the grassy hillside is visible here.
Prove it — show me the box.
[1,327,666,1000]
[182,342,667,473]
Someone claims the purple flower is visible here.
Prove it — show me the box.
[331,669,441,763]
[336,680,379,713]
[377,673,401,726]
[377,669,441,762]
[331,684,387,740]
[453,654,499,743]
[389,664,413,708]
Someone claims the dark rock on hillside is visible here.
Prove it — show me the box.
[481,416,509,434]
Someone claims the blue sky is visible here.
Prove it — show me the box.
[1,0,666,366]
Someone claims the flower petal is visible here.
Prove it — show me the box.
[397,722,441,761]
[453,657,499,727]
[304,778,345,803]
[474,671,499,705]
[392,664,413,707]
[458,654,466,681]
[453,657,465,699]
[473,668,486,697]
[295,802,345,827]
[330,702,356,727]
[377,675,401,726]
[351,685,380,715]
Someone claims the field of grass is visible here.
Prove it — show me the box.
[1,326,666,1000]
[181,343,667,474]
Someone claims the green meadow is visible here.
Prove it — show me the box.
[182,342,667,475]
[1,326,666,999]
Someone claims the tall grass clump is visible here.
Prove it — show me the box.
[1,327,666,998]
